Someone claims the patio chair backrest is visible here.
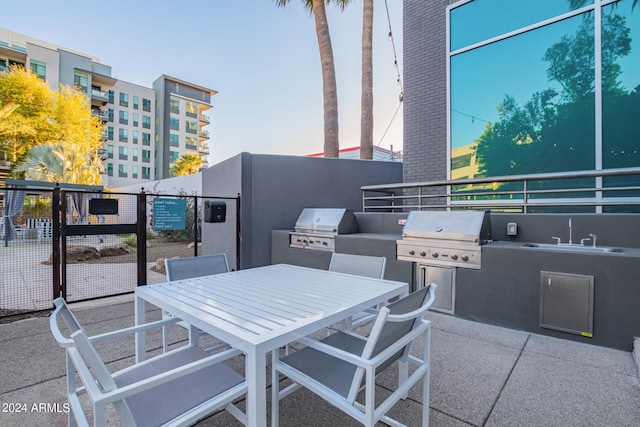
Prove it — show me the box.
[49,298,85,348]
[165,253,229,281]
[328,253,387,279]
[50,298,136,423]
[347,284,436,400]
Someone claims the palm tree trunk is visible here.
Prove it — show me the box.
[360,0,374,160]
[312,0,340,158]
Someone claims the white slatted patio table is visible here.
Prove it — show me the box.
[134,263,409,427]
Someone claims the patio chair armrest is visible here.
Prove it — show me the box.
[103,347,244,403]
[294,336,370,367]
[88,317,181,343]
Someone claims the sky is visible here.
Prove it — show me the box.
[1,0,404,165]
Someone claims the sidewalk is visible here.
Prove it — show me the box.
[1,296,638,426]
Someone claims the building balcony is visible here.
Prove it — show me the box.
[199,114,210,124]
[91,89,109,105]
[91,109,109,121]
[199,144,210,155]
[199,130,210,139]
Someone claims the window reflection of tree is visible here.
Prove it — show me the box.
[470,2,638,201]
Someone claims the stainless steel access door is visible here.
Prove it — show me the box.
[418,264,455,314]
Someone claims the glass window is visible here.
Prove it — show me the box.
[133,95,139,109]
[118,164,128,177]
[74,71,88,92]
[0,59,7,72]
[107,126,114,141]
[449,0,590,51]
[118,146,128,160]
[107,145,114,159]
[170,151,180,161]
[132,148,139,161]
[133,113,139,127]
[108,108,114,122]
[185,101,198,116]
[132,165,139,178]
[133,130,139,144]
[142,149,151,163]
[142,132,151,145]
[119,92,129,107]
[450,11,595,181]
[107,163,113,176]
[29,59,46,80]
[119,110,128,125]
[142,115,151,129]
[185,120,198,134]
[108,90,115,104]
[170,117,179,131]
[185,136,197,149]
[601,0,640,199]
[169,134,179,147]
[119,129,128,143]
[142,98,151,112]
[170,96,180,114]
[142,166,150,179]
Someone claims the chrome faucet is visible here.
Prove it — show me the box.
[568,218,573,245]
[589,233,597,247]
[552,236,562,245]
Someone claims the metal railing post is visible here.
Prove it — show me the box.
[136,190,147,286]
[52,185,62,299]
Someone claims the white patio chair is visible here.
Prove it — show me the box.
[162,253,230,351]
[272,284,436,427]
[50,297,247,427]
[328,253,387,329]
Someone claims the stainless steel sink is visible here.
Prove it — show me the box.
[520,243,624,253]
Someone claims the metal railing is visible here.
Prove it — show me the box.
[362,167,640,213]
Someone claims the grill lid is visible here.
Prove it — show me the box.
[401,211,492,245]
[293,208,358,235]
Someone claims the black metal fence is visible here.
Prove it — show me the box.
[0,183,240,319]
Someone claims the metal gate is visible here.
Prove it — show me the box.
[1,182,240,318]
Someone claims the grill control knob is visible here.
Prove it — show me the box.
[420,251,427,257]
[322,241,328,246]
[461,254,469,262]
[451,253,459,260]
[296,238,302,242]
[409,250,415,255]
[302,239,308,244]
[431,252,438,258]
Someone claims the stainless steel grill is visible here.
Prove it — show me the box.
[396,211,492,269]
[289,208,358,252]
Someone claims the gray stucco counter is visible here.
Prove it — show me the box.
[455,241,640,350]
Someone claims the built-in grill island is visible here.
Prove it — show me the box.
[397,210,492,313]
[289,208,358,252]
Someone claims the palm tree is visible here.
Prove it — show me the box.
[276,0,351,158]
[14,143,103,185]
[170,152,204,176]
[360,0,374,159]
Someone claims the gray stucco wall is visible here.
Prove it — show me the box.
[201,153,403,269]
[403,0,457,184]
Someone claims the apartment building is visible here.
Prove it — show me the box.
[0,28,214,187]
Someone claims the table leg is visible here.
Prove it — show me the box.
[246,347,267,427]
[134,296,146,363]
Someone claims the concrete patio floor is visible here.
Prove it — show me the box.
[1,295,639,426]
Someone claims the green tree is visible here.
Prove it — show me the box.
[360,0,374,159]
[276,0,351,158]
[0,67,104,184]
[170,152,204,176]
[0,66,53,165]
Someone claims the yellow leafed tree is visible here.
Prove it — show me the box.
[1,66,104,185]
